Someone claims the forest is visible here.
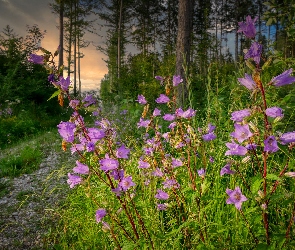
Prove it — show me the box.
[1,0,295,249]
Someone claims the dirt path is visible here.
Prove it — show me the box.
[0,134,75,249]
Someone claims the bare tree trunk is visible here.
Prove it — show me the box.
[175,0,194,107]
[58,0,64,76]
[67,2,73,77]
[78,35,81,97]
[117,0,123,80]
[73,0,77,96]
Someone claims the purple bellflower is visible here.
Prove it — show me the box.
[153,108,161,116]
[280,131,295,145]
[95,209,107,223]
[202,133,216,141]
[88,128,105,143]
[173,75,183,86]
[197,168,206,178]
[157,203,167,211]
[119,176,135,191]
[265,107,284,118]
[230,123,253,143]
[163,114,175,121]
[100,158,119,172]
[57,121,76,143]
[171,158,183,168]
[57,76,71,91]
[116,144,130,159]
[28,54,44,64]
[225,141,247,156]
[73,161,89,174]
[162,179,180,189]
[271,69,295,87]
[231,109,251,122]
[156,94,170,104]
[237,16,257,39]
[83,94,96,107]
[237,74,256,91]
[155,189,169,200]
[138,159,150,169]
[67,173,82,188]
[220,163,235,176]
[137,118,151,128]
[137,94,147,104]
[155,76,164,85]
[264,136,279,153]
[69,100,80,109]
[226,186,247,210]
[244,42,262,65]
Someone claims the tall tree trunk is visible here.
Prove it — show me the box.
[58,0,64,76]
[117,0,123,80]
[78,35,81,97]
[175,0,194,107]
[73,0,77,96]
[67,2,73,77]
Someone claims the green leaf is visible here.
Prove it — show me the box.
[266,174,280,181]
[266,18,273,26]
[47,89,61,101]
[251,178,263,194]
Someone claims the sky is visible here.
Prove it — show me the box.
[0,0,107,91]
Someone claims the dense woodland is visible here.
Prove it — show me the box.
[1,0,295,146]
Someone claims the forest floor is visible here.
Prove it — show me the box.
[0,131,74,250]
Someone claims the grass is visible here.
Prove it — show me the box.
[0,145,43,178]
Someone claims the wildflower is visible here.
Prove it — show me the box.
[225,141,247,156]
[285,172,295,178]
[226,186,247,210]
[102,221,111,231]
[202,133,216,141]
[153,108,161,116]
[173,75,183,86]
[157,203,167,211]
[163,114,175,121]
[162,179,180,189]
[271,69,295,87]
[280,131,295,145]
[73,161,89,174]
[69,100,80,109]
[171,158,183,168]
[143,147,154,155]
[179,108,196,119]
[237,74,256,90]
[155,94,170,104]
[67,173,82,188]
[152,168,164,177]
[86,142,95,152]
[119,176,135,191]
[28,54,44,64]
[48,74,55,82]
[264,136,279,153]
[137,118,151,128]
[209,156,215,163]
[92,110,99,116]
[244,42,262,65]
[83,94,96,107]
[237,15,257,39]
[57,121,76,143]
[70,143,84,154]
[88,128,105,143]
[168,122,177,129]
[137,94,147,104]
[110,169,124,180]
[265,107,284,118]
[155,76,164,85]
[197,168,206,178]
[57,76,71,91]
[100,158,119,172]
[207,123,216,133]
[245,143,257,150]
[138,159,150,169]
[230,109,251,122]
[112,187,122,196]
[231,123,253,143]
[220,163,235,176]
[155,189,169,200]
[95,209,107,223]
[116,145,130,159]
